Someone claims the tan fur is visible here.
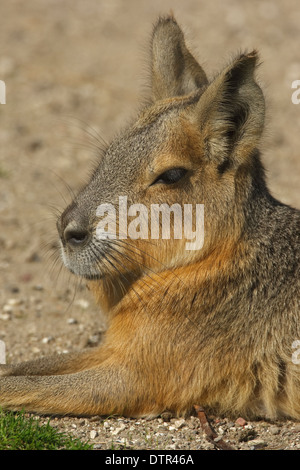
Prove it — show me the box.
[0,16,299,420]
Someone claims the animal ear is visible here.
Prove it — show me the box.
[150,16,208,101]
[194,51,265,167]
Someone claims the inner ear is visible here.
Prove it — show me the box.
[195,51,265,165]
[150,16,208,101]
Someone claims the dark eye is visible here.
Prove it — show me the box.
[151,168,188,186]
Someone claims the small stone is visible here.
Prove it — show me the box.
[202,441,215,450]
[238,428,257,442]
[90,430,98,439]
[292,424,300,433]
[166,444,177,450]
[249,439,267,449]
[174,418,186,429]
[67,318,78,325]
[235,417,247,427]
[33,285,44,291]
[10,286,20,293]
[86,334,101,346]
[111,423,126,435]
[41,336,54,344]
[0,312,12,321]
[118,437,131,446]
[269,426,281,435]
[89,416,101,422]
[3,305,12,314]
[75,299,89,309]
[26,252,41,263]
[7,298,23,306]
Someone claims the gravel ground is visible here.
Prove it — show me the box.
[1,0,300,451]
[34,412,300,451]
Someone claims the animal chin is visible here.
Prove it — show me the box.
[60,250,104,280]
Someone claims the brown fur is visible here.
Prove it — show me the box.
[0,16,299,420]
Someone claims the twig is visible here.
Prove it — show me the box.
[194,405,236,450]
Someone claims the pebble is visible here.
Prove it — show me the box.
[10,286,20,293]
[269,426,281,435]
[3,305,13,313]
[25,252,41,263]
[41,336,54,344]
[249,439,267,450]
[166,444,177,450]
[0,312,12,320]
[7,298,23,306]
[174,418,186,429]
[202,441,215,450]
[238,428,257,442]
[75,299,89,309]
[111,423,126,435]
[33,284,44,291]
[227,421,235,428]
[90,430,98,439]
[235,417,247,427]
[86,334,101,346]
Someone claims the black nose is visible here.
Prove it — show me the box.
[57,200,90,248]
[63,222,89,247]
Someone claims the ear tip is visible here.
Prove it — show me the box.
[240,49,260,64]
[152,14,180,36]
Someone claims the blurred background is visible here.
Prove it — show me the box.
[0,0,299,361]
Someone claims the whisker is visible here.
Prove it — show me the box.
[90,243,150,314]
[113,238,185,287]
[104,251,150,315]
[104,247,154,298]
[89,245,128,297]
[58,115,108,153]
[107,241,162,290]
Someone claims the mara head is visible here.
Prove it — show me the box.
[57,16,265,303]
